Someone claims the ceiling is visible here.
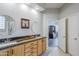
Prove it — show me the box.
[26,3,45,11]
[37,3,64,9]
[26,3,64,12]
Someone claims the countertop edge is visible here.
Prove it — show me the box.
[0,36,46,51]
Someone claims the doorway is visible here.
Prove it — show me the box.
[48,21,59,47]
[58,18,69,53]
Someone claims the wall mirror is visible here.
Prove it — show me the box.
[0,16,6,30]
[0,15,15,35]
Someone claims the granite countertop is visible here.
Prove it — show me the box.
[0,36,46,50]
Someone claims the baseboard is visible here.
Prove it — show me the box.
[67,52,72,56]
[58,46,72,56]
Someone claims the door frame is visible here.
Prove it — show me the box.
[65,18,68,53]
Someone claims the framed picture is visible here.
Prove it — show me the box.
[21,18,30,29]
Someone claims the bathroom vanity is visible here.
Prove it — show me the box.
[0,36,47,56]
[0,15,47,56]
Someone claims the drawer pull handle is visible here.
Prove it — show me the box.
[7,51,9,56]
[12,49,14,55]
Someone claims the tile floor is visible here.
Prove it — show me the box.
[43,38,70,56]
[42,47,70,56]
[48,38,58,47]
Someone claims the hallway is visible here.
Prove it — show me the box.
[48,38,58,47]
[42,47,70,56]
[45,35,70,56]
[45,36,70,56]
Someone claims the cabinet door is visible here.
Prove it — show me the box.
[38,39,43,55]
[0,49,10,56]
[42,38,46,52]
[11,45,24,56]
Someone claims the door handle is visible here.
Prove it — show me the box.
[74,38,77,40]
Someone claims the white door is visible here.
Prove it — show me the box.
[68,15,79,56]
[59,18,67,52]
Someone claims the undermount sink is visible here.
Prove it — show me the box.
[16,39,24,42]
[0,41,17,48]
[0,35,41,49]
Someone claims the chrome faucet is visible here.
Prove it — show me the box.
[5,38,11,43]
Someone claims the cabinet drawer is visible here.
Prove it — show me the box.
[32,52,37,56]
[32,49,37,56]
[32,49,37,52]
[24,42,32,48]
[32,45,37,49]
[24,51,32,56]
[24,48,32,53]
[31,41,37,45]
